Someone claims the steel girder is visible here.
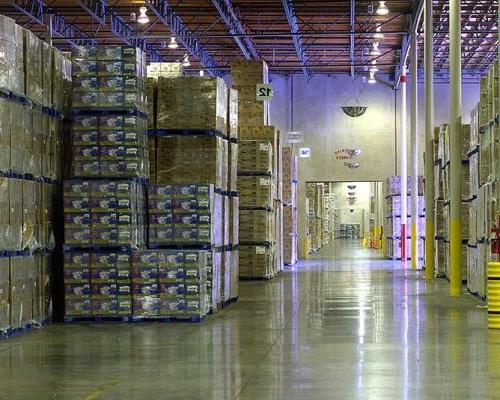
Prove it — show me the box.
[281,0,311,79]
[11,0,95,45]
[209,0,258,59]
[76,0,163,61]
[145,0,223,76]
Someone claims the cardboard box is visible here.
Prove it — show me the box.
[237,175,274,209]
[238,140,273,174]
[155,135,227,191]
[228,88,238,139]
[146,62,183,79]
[239,244,274,279]
[147,184,223,247]
[0,15,24,94]
[157,77,228,134]
[239,209,274,243]
[0,257,9,331]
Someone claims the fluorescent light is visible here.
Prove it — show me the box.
[137,6,149,24]
[130,12,136,21]
[182,55,190,67]
[373,26,384,39]
[371,42,381,56]
[168,37,178,49]
[376,1,389,16]
[199,70,205,77]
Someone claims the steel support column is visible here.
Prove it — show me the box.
[410,32,418,269]
[401,65,408,263]
[424,0,435,279]
[350,0,355,78]
[449,0,462,295]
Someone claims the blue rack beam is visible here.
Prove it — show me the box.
[145,0,223,77]
[281,0,311,79]
[10,0,96,45]
[208,0,258,60]
[76,0,163,61]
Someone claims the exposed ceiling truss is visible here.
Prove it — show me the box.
[1,0,497,81]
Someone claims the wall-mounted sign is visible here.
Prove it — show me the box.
[335,148,362,160]
[299,147,311,158]
[256,84,274,101]
[287,131,304,144]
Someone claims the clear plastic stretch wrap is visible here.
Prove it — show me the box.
[238,140,273,174]
[237,175,274,209]
[64,248,209,318]
[146,78,157,130]
[155,135,227,191]
[71,113,149,179]
[10,255,35,329]
[63,180,146,247]
[239,244,274,279]
[221,249,231,304]
[0,16,24,94]
[156,77,228,134]
[0,257,9,332]
[71,45,147,112]
[228,88,239,139]
[41,41,52,107]
[24,30,43,104]
[147,184,223,247]
[239,209,274,243]
[229,196,239,246]
[229,142,238,193]
[51,48,66,111]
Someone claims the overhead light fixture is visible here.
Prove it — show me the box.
[137,6,149,24]
[168,37,178,49]
[182,54,190,67]
[373,26,384,39]
[199,70,205,77]
[376,1,389,16]
[371,42,381,56]
[130,12,137,22]
[368,71,377,84]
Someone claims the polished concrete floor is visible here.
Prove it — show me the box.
[1,240,498,399]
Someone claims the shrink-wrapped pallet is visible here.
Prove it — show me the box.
[237,175,274,209]
[157,77,228,133]
[146,62,183,79]
[239,244,274,279]
[156,135,227,191]
[24,30,43,103]
[0,16,24,94]
[239,209,274,243]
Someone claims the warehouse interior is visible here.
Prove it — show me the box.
[0,0,499,399]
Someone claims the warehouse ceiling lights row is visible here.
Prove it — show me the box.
[369,1,390,83]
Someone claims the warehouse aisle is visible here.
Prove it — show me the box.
[0,242,497,400]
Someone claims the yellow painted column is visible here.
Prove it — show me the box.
[449,0,462,296]
[424,0,435,279]
[488,262,500,329]
[410,32,419,270]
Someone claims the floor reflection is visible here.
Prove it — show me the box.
[0,240,493,399]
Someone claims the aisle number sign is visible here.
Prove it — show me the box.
[299,147,311,158]
[256,84,274,101]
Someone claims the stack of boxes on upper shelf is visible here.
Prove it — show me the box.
[432,123,472,280]
[65,50,212,321]
[0,16,71,336]
[282,148,298,266]
[306,183,330,253]
[146,63,238,312]
[384,176,425,260]
[467,60,499,297]
[231,60,283,279]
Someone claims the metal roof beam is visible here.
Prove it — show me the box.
[281,0,311,79]
[145,0,223,76]
[76,0,163,61]
[208,0,258,59]
[11,0,95,45]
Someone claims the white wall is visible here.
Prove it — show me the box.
[268,73,480,257]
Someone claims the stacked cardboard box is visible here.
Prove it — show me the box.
[144,72,236,311]
[0,17,68,335]
[146,62,184,79]
[384,176,425,261]
[282,148,298,265]
[156,77,227,132]
[231,60,269,126]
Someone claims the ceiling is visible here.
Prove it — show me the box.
[1,0,498,80]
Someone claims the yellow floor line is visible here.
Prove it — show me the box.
[83,379,120,400]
